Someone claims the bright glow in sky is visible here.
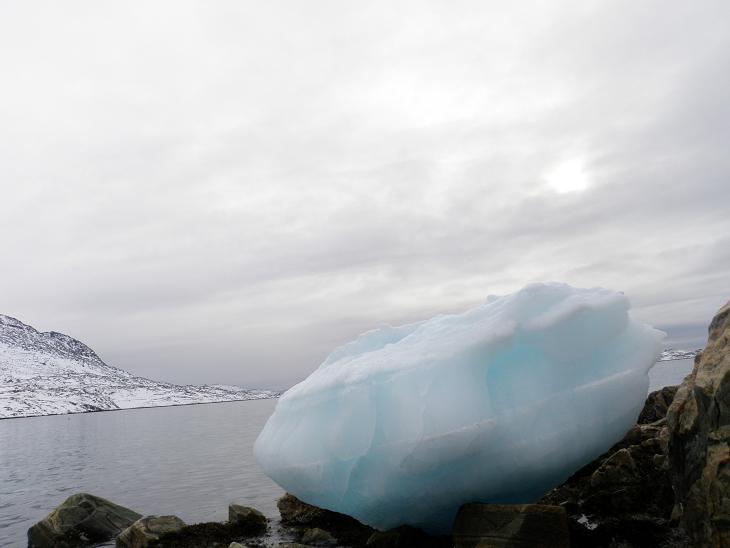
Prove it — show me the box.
[545,159,590,194]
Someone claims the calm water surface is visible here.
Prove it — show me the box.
[648,357,693,392]
[0,359,694,547]
[0,399,282,547]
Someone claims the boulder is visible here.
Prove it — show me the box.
[278,493,374,546]
[135,518,268,548]
[667,299,730,546]
[228,543,249,548]
[27,492,142,548]
[588,448,639,490]
[115,515,186,548]
[228,504,267,534]
[116,504,268,547]
[638,385,679,424]
[301,527,338,546]
[278,493,343,528]
[452,503,569,548]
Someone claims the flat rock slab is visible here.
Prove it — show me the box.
[28,492,142,548]
[453,503,569,548]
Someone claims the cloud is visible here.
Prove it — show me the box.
[0,1,728,387]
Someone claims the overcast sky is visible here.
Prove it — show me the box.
[1,1,728,389]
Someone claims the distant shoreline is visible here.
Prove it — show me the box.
[4,357,695,422]
[0,394,279,422]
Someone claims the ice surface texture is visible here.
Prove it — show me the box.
[254,283,663,533]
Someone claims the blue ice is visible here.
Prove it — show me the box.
[255,283,663,533]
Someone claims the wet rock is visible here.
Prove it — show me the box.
[667,298,730,546]
[301,527,337,546]
[27,492,142,548]
[116,515,186,548]
[143,520,266,547]
[452,503,569,548]
[117,504,267,548]
[228,504,267,534]
[278,493,374,546]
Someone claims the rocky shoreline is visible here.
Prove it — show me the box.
[21,383,684,548]
[25,299,730,547]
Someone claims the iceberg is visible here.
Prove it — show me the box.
[254,283,663,533]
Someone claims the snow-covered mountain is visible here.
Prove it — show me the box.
[0,314,278,419]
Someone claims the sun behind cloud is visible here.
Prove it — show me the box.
[544,158,590,194]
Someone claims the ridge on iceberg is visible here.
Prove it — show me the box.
[254,282,664,533]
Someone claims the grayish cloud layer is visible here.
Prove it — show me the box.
[1,1,728,389]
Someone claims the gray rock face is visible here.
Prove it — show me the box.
[667,299,730,546]
[27,493,142,548]
[115,515,186,548]
[452,503,570,548]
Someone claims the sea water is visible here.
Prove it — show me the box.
[0,359,692,545]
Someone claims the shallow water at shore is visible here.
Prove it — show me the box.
[0,398,283,547]
[0,359,693,546]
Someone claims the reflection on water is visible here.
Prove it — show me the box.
[0,399,282,547]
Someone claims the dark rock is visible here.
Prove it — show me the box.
[27,492,142,548]
[539,385,682,546]
[638,385,679,424]
[118,507,267,548]
[366,524,451,548]
[589,448,639,490]
[278,493,374,546]
[278,493,353,528]
[140,521,259,547]
[227,504,267,534]
[301,527,338,546]
[667,299,730,546]
[452,503,569,548]
[116,515,186,548]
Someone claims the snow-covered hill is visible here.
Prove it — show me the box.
[0,314,278,419]
[658,348,701,361]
